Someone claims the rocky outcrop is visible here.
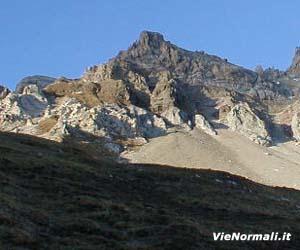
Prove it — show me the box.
[45,100,167,143]
[83,31,298,108]
[15,96,164,140]
[0,83,49,132]
[161,106,190,127]
[291,112,300,141]
[288,47,300,75]
[16,75,56,93]
[82,31,261,114]
[194,114,217,135]
[0,85,10,99]
[0,90,169,146]
[96,103,167,139]
[226,103,271,145]
[83,62,151,109]
[156,32,254,85]
[150,72,177,113]
[0,92,30,132]
[116,31,257,91]
[19,84,49,117]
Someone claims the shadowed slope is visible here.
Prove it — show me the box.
[0,132,300,249]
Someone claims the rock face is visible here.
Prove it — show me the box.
[0,84,49,132]
[291,112,300,141]
[289,47,300,75]
[150,72,176,113]
[19,84,49,117]
[16,75,56,93]
[161,106,190,127]
[0,91,169,147]
[194,114,217,135]
[0,85,10,99]
[226,103,271,145]
[115,31,258,91]
[39,98,168,146]
[83,31,262,106]
[0,92,29,132]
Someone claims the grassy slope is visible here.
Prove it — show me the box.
[0,132,300,250]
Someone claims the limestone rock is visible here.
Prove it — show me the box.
[98,104,167,138]
[0,84,49,133]
[226,103,271,145]
[19,84,49,117]
[39,98,167,142]
[0,93,29,131]
[194,114,217,135]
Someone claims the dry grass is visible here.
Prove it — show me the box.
[37,115,59,134]
[44,78,130,107]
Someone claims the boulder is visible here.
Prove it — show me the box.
[161,106,189,126]
[226,103,271,145]
[194,114,217,135]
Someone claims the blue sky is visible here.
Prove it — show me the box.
[1,0,299,89]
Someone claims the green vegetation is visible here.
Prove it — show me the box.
[0,132,299,249]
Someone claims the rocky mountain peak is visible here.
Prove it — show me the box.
[3,31,300,149]
[138,31,165,49]
[112,31,257,94]
[118,30,175,61]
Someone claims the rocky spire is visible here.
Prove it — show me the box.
[121,30,168,59]
[137,31,165,49]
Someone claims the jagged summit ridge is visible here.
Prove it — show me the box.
[86,30,258,104]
